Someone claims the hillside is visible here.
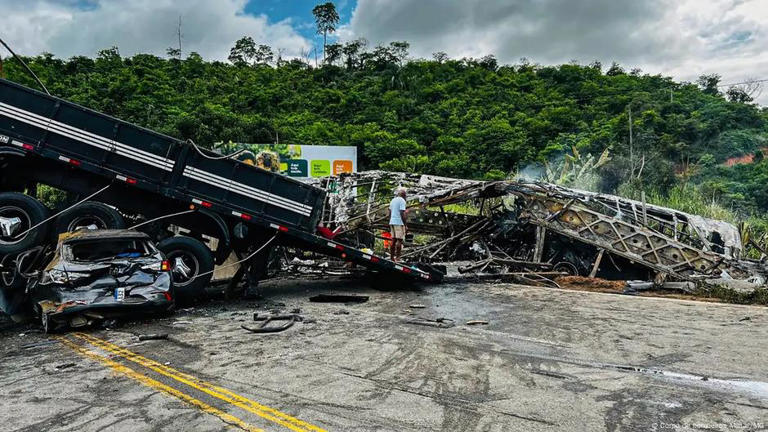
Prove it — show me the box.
[2,47,767,213]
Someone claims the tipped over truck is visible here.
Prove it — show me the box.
[0,78,443,325]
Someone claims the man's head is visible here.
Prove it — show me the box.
[396,187,407,198]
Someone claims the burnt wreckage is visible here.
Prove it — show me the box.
[311,171,768,290]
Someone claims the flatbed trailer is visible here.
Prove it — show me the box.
[0,78,440,300]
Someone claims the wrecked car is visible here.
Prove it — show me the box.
[25,230,174,332]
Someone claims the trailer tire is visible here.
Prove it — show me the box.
[54,201,125,237]
[157,236,213,302]
[0,192,50,255]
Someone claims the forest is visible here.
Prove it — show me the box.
[1,37,767,226]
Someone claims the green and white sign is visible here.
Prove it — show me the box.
[220,143,357,179]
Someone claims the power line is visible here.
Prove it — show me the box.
[0,36,50,95]
[716,78,768,88]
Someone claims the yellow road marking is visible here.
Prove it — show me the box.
[56,337,262,432]
[73,332,327,432]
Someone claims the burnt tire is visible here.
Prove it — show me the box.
[54,201,125,238]
[157,236,213,303]
[553,261,580,276]
[0,192,49,255]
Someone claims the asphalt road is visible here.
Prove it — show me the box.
[1,279,767,431]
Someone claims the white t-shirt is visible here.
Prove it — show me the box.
[389,196,406,225]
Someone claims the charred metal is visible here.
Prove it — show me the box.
[311,171,768,292]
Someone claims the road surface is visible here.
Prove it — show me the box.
[1,279,767,431]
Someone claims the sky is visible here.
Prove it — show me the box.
[1,0,767,103]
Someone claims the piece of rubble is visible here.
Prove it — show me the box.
[309,294,369,303]
[406,317,454,328]
[466,320,489,325]
[138,333,168,341]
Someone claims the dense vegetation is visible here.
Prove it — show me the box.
[1,43,767,221]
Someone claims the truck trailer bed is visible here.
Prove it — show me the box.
[0,78,441,282]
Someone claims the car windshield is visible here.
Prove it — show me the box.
[65,239,153,262]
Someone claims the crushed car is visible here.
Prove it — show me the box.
[19,229,174,332]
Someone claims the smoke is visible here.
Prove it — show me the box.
[515,162,546,181]
[514,149,609,193]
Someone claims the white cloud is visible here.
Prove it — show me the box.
[0,0,311,60]
[345,0,768,103]
[2,0,767,103]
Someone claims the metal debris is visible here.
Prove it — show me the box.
[308,171,768,292]
[405,317,455,328]
[309,294,369,303]
[138,333,169,341]
[242,313,301,333]
[466,320,489,326]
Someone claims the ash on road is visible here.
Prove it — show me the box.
[1,279,767,431]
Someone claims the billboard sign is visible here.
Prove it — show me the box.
[223,143,357,179]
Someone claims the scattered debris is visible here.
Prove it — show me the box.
[739,316,751,322]
[661,281,697,292]
[466,320,489,326]
[409,304,426,308]
[626,280,654,291]
[138,333,169,341]
[310,171,768,294]
[309,294,369,303]
[405,317,455,328]
[242,313,301,334]
[55,362,76,370]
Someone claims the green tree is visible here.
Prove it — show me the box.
[312,2,340,63]
[228,37,256,66]
[697,74,721,96]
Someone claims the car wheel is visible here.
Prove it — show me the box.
[157,236,213,302]
[0,192,50,255]
[54,201,125,238]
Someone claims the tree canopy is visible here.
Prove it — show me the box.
[2,40,766,215]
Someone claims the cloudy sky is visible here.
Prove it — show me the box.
[2,0,767,103]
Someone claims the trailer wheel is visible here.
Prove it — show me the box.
[157,236,213,302]
[553,261,579,276]
[0,192,49,255]
[54,201,125,236]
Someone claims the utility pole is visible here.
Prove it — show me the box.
[628,103,634,178]
[177,15,183,59]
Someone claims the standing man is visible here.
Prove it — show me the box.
[388,187,408,262]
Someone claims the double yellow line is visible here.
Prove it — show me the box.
[59,333,326,432]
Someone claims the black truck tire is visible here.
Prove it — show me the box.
[157,236,214,302]
[54,201,125,237]
[0,192,49,255]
